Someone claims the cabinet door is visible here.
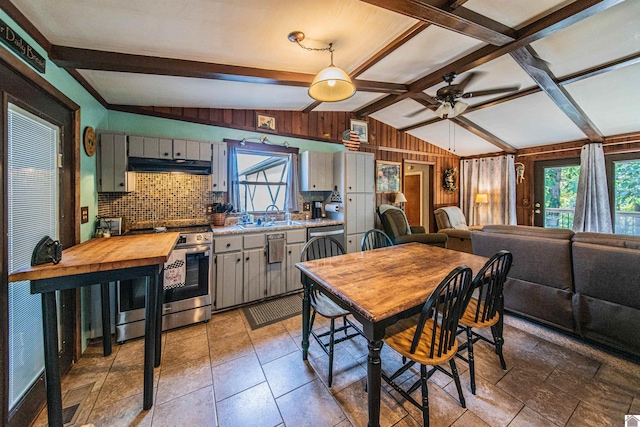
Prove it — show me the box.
[363,153,375,193]
[286,243,304,292]
[159,138,173,159]
[143,137,160,158]
[200,142,213,161]
[346,234,361,254]
[99,134,133,192]
[244,248,266,302]
[321,152,334,191]
[364,192,375,232]
[356,154,366,192]
[186,140,200,160]
[173,139,187,159]
[128,135,144,157]
[211,143,227,191]
[346,194,358,235]
[215,252,243,309]
[345,153,357,193]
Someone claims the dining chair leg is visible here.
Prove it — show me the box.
[491,321,506,370]
[420,364,430,427]
[328,318,335,388]
[465,326,476,395]
[450,359,466,407]
[343,316,348,337]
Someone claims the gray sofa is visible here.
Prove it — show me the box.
[471,225,640,357]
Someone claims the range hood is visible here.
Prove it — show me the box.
[128,157,212,174]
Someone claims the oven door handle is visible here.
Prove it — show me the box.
[177,246,211,255]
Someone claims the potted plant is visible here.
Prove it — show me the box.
[212,203,233,226]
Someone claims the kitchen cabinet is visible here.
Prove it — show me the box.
[243,234,266,301]
[334,151,375,253]
[285,229,306,292]
[129,136,174,159]
[266,233,286,297]
[98,133,135,192]
[300,151,334,191]
[172,139,212,161]
[211,142,227,192]
[213,236,243,309]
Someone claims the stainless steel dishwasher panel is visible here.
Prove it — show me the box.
[307,224,345,250]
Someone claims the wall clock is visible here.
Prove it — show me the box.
[83,126,96,156]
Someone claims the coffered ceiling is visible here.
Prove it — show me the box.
[6,0,640,157]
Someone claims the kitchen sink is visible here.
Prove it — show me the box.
[236,220,301,229]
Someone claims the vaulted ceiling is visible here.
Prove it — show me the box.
[8,0,640,156]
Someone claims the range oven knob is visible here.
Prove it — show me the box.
[203,235,210,241]
[177,236,187,244]
[196,235,202,241]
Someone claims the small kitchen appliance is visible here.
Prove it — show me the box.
[311,201,323,219]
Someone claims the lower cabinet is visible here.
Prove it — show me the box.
[213,229,307,310]
[345,233,365,253]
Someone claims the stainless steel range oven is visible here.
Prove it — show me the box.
[115,225,212,342]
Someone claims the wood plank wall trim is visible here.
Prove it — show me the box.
[113,106,462,209]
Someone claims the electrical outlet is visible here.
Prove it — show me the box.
[303,202,311,211]
[206,204,213,214]
[80,206,89,224]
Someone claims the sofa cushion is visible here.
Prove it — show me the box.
[573,231,640,249]
[482,225,574,240]
[472,229,574,291]
[385,208,410,236]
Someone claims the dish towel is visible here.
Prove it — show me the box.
[164,249,186,289]
[268,238,285,264]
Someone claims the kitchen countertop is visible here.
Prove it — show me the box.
[210,218,344,236]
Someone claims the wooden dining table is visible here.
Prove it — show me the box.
[296,242,489,427]
[8,233,179,427]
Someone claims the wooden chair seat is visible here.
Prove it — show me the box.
[384,317,459,366]
[459,297,500,329]
[311,292,350,319]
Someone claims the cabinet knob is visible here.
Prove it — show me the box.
[213,183,217,187]
[176,152,181,156]
[245,257,249,261]
[288,250,292,254]
[349,186,352,190]
[119,183,124,187]
[163,152,169,156]
[313,185,316,188]
[237,258,241,263]
[226,243,231,248]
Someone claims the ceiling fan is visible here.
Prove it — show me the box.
[407,72,520,119]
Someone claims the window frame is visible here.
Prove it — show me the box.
[605,152,640,235]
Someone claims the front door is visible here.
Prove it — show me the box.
[533,158,580,229]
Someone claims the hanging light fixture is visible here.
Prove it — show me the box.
[435,99,468,119]
[288,31,355,102]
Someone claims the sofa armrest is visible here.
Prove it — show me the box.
[438,228,471,240]
[468,225,483,231]
[410,225,426,234]
[395,233,448,247]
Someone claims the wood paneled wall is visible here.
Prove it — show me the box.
[514,132,640,225]
[126,106,462,223]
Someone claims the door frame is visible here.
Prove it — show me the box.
[402,160,435,232]
[0,46,81,426]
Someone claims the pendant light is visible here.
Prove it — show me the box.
[288,31,356,102]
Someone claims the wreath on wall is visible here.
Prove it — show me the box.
[443,168,458,192]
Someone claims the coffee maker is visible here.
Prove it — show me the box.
[311,201,323,219]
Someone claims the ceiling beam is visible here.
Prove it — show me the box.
[359,0,515,46]
[560,51,640,86]
[355,0,624,117]
[49,45,408,94]
[509,46,603,142]
[452,116,518,153]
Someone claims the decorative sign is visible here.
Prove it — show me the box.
[0,19,46,73]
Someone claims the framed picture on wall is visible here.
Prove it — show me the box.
[376,161,401,193]
[256,113,277,133]
[350,119,368,143]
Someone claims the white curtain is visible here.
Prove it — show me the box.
[572,143,612,233]
[460,155,517,226]
[228,146,240,212]
[284,153,299,212]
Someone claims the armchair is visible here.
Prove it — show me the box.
[434,206,482,253]
[377,204,447,247]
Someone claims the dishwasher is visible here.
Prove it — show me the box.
[307,224,345,250]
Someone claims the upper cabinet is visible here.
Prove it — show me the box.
[211,142,227,192]
[335,151,375,194]
[98,133,135,192]
[300,151,334,191]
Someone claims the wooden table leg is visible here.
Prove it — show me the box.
[155,271,163,367]
[143,274,158,410]
[301,281,311,360]
[367,339,383,427]
[100,282,112,357]
[42,292,63,427]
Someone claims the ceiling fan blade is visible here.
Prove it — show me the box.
[452,71,480,92]
[461,86,520,99]
[412,92,440,106]
[404,107,429,118]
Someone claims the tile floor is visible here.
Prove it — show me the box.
[33,306,640,427]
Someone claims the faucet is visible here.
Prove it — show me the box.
[264,204,280,224]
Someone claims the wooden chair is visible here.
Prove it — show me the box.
[456,250,513,394]
[300,236,363,387]
[382,266,474,427]
[361,228,393,251]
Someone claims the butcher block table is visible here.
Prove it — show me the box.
[296,243,489,427]
[8,233,179,427]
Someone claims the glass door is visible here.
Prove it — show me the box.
[607,154,640,236]
[534,159,580,228]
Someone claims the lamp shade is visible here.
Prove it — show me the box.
[394,192,407,203]
[475,193,488,204]
[453,101,468,116]
[308,66,356,102]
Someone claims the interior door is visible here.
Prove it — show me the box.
[404,173,422,226]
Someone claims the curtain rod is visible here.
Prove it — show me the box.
[517,139,640,157]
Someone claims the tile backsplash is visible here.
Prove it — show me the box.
[98,173,223,227]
